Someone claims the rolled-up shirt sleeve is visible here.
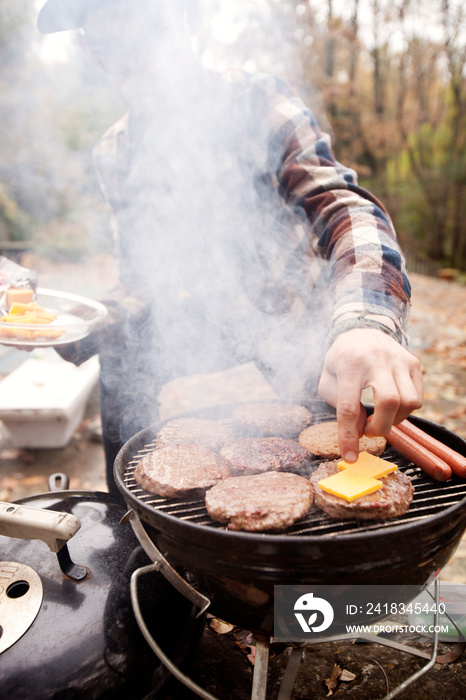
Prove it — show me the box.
[257,74,410,343]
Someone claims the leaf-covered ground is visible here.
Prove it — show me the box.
[408,273,466,438]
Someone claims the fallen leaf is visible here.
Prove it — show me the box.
[232,629,258,665]
[325,664,341,696]
[246,645,256,665]
[233,629,255,650]
[210,618,235,635]
[339,669,356,682]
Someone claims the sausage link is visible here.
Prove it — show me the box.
[397,419,466,479]
[386,425,452,481]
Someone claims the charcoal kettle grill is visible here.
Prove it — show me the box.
[114,402,466,700]
[0,476,204,699]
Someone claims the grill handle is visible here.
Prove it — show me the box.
[0,501,80,553]
[131,562,219,700]
[48,473,70,491]
[125,510,272,700]
[0,501,87,581]
[121,509,210,615]
[130,562,272,700]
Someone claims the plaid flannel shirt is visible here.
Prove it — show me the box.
[63,70,410,373]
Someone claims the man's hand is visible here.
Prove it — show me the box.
[318,328,423,462]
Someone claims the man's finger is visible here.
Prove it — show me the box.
[319,361,367,462]
[393,366,423,424]
[365,372,401,437]
[335,378,366,462]
[317,367,338,407]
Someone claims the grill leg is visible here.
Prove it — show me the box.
[251,636,270,700]
[277,647,305,700]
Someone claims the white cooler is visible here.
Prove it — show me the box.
[0,352,100,449]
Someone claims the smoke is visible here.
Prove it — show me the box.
[195,0,301,78]
[34,1,333,441]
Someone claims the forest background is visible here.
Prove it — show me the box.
[1,0,465,275]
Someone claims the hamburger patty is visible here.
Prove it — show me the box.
[220,437,311,474]
[205,471,313,531]
[156,417,233,452]
[299,420,386,458]
[232,402,313,438]
[135,443,230,498]
[310,461,414,520]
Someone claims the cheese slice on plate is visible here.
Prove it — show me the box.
[5,288,34,308]
[337,451,397,479]
[318,470,383,502]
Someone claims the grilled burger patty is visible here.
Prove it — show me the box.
[205,471,313,531]
[156,417,233,452]
[299,420,386,458]
[310,461,414,520]
[220,437,311,475]
[135,443,230,498]
[232,402,313,438]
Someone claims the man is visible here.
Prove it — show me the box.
[37,0,422,497]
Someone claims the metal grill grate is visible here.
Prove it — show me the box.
[122,434,466,538]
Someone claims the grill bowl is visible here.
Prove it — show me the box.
[115,404,466,632]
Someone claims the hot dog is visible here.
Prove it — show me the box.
[397,419,466,479]
[386,425,452,482]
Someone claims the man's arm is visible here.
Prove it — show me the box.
[260,74,423,457]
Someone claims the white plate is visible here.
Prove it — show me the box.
[0,287,108,347]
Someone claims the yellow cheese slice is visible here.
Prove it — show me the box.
[6,288,34,308]
[338,451,397,479]
[318,470,383,502]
